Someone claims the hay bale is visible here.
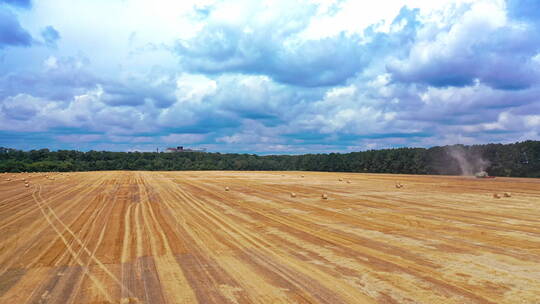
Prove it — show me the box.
[493,193,501,199]
[339,178,343,182]
[301,175,305,178]
[25,183,29,187]
[121,297,140,304]
[346,180,351,184]
[503,192,512,198]
[321,193,328,200]
[290,192,296,198]
[225,186,230,191]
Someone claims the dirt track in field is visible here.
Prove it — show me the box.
[0,171,539,303]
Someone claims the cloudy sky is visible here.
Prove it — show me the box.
[1,0,539,153]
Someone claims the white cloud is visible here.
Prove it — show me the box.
[0,86,159,135]
[299,0,481,40]
[2,0,539,152]
[175,74,217,104]
[390,1,507,69]
[325,85,357,99]
[43,56,58,70]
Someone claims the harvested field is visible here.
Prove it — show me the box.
[1,171,539,303]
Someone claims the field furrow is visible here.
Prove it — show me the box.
[0,171,539,303]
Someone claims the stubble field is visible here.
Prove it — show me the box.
[0,171,539,304]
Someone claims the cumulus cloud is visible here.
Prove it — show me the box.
[41,26,60,48]
[0,86,157,135]
[2,0,540,152]
[387,0,540,90]
[1,94,40,121]
[175,0,372,87]
[1,55,96,102]
[175,73,217,104]
[0,6,32,48]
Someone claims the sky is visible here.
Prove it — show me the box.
[0,0,539,153]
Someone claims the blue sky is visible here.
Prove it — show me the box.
[0,0,539,153]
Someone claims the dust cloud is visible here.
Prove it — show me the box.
[448,146,490,176]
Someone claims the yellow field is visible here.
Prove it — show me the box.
[0,171,539,303]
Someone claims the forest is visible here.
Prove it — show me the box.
[0,140,539,177]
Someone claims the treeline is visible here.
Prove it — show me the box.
[0,140,539,177]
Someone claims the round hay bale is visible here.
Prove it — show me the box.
[225,186,230,191]
[339,178,343,181]
[493,193,501,199]
[25,183,29,187]
[290,192,296,198]
[301,175,305,178]
[321,193,328,200]
[121,297,140,303]
[503,192,512,198]
[346,180,351,184]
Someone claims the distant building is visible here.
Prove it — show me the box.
[165,146,184,152]
[165,146,206,153]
